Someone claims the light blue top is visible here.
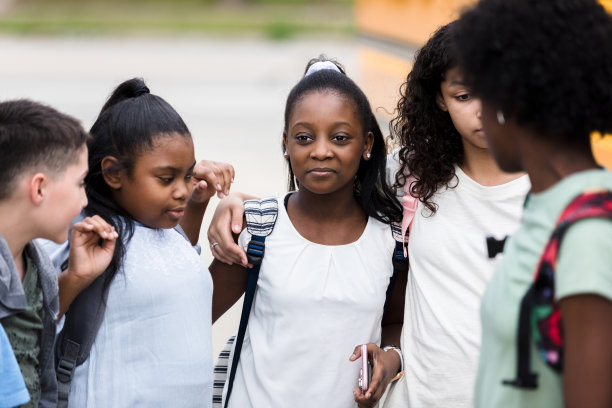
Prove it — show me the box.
[0,324,30,408]
[475,168,612,408]
[46,223,213,408]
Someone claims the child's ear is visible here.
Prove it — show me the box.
[101,156,123,190]
[436,93,448,112]
[29,173,46,205]
[363,131,374,160]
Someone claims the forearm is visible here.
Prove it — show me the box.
[180,200,210,245]
[381,322,403,378]
[210,259,248,322]
[57,270,92,319]
[381,323,402,348]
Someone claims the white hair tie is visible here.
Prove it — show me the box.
[305,61,342,77]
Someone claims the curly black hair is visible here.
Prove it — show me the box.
[389,21,464,214]
[453,0,612,147]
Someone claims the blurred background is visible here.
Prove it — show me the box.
[1,0,611,357]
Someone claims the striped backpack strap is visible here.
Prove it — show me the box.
[212,336,235,407]
[243,197,278,262]
[504,190,612,389]
[222,197,278,408]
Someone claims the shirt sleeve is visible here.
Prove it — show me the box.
[556,218,612,302]
[173,224,202,255]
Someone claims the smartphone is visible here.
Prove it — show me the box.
[358,344,372,392]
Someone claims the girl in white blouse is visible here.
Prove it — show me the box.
[210,59,407,408]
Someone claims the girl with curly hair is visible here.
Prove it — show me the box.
[453,0,612,407]
[380,21,530,408]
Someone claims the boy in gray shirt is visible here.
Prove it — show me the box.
[0,99,117,407]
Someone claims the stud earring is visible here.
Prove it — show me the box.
[283,152,289,158]
[366,153,371,159]
[497,110,505,125]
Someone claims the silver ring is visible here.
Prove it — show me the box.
[210,242,219,250]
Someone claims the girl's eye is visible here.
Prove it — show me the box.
[456,93,471,101]
[158,176,173,183]
[185,173,193,181]
[295,134,312,143]
[332,134,350,142]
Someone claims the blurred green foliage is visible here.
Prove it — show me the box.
[0,0,353,38]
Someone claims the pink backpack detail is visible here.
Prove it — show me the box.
[401,175,418,257]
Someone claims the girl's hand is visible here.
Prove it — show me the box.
[350,343,401,408]
[66,215,118,284]
[190,160,235,203]
[207,192,248,266]
[58,215,118,319]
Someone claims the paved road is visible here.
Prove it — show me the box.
[0,34,357,356]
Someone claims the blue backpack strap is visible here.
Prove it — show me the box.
[224,197,278,408]
[384,222,408,313]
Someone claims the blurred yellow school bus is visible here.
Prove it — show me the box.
[356,0,612,170]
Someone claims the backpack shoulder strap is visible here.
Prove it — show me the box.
[384,222,409,314]
[385,178,416,312]
[400,176,418,257]
[213,335,235,407]
[56,273,109,407]
[504,190,612,390]
[224,197,278,408]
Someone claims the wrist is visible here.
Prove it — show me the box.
[382,345,404,382]
[187,197,210,208]
[60,268,92,292]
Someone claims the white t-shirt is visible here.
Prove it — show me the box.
[383,151,530,408]
[67,224,213,408]
[224,194,396,408]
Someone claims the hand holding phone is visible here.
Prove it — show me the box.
[358,344,372,392]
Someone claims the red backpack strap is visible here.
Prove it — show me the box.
[504,190,612,389]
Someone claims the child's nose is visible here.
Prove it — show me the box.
[310,138,333,159]
[174,180,190,200]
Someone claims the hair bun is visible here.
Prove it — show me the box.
[134,85,150,96]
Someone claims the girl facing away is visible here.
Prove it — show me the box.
[209,60,407,408]
[53,78,234,407]
[454,0,612,406]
